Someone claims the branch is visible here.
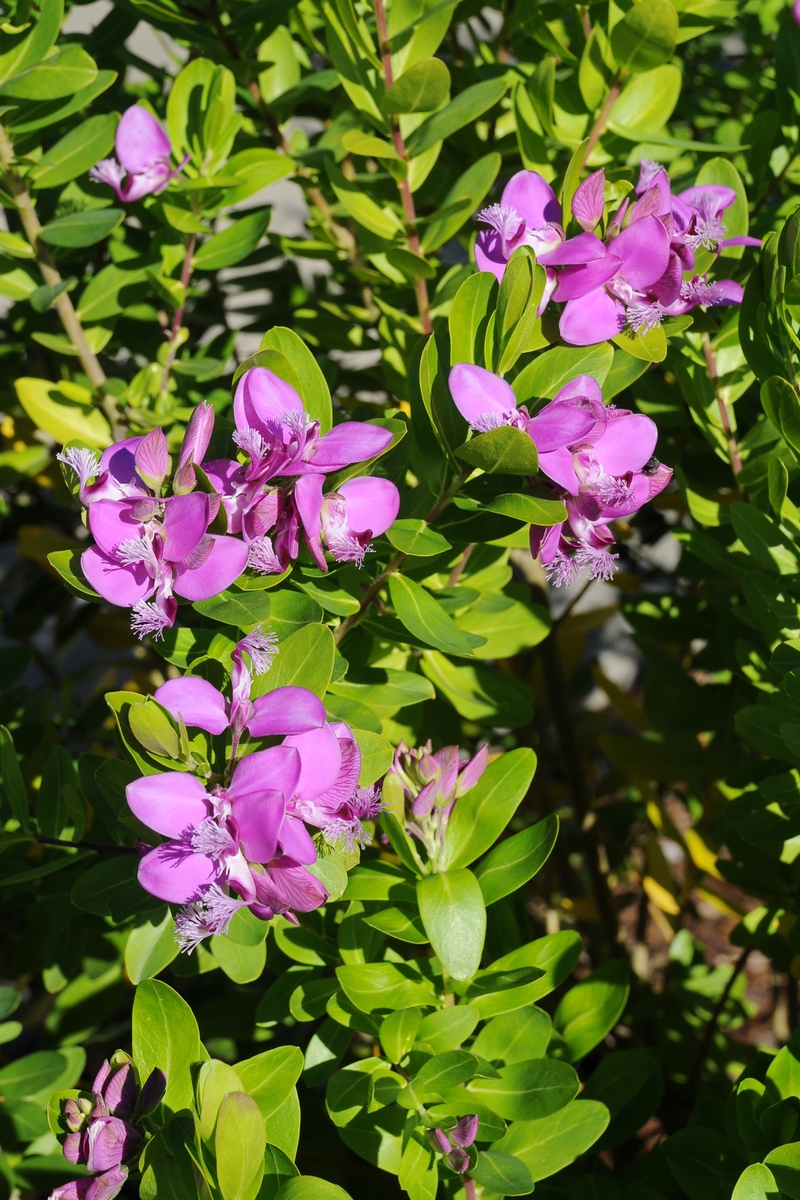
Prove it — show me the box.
[702,331,745,486]
[686,946,751,1089]
[373,0,433,334]
[582,71,625,167]
[0,125,124,437]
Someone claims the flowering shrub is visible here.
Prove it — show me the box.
[3,2,800,1200]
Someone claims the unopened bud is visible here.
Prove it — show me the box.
[571,169,605,233]
[134,429,170,493]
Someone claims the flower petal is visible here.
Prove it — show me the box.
[528,396,606,453]
[154,677,229,735]
[275,817,318,865]
[233,367,304,433]
[87,499,142,556]
[115,106,171,175]
[162,493,211,563]
[233,789,287,864]
[283,724,343,801]
[559,290,625,346]
[337,476,400,538]
[137,843,217,904]
[294,473,326,570]
[230,745,302,802]
[540,231,607,266]
[474,230,507,280]
[126,771,211,837]
[448,363,517,424]
[501,169,561,228]
[172,535,249,600]
[594,413,658,475]
[552,373,605,408]
[81,546,152,606]
[248,686,326,737]
[553,255,621,302]
[297,423,393,473]
[611,214,670,290]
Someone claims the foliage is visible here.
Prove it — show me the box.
[2,0,800,1198]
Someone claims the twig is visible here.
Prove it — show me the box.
[373,0,433,333]
[686,946,752,1089]
[702,331,745,485]
[33,835,136,855]
[159,233,196,400]
[0,125,123,437]
[582,72,624,167]
[334,468,471,645]
[464,1178,477,1200]
[447,543,474,586]
[553,574,594,625]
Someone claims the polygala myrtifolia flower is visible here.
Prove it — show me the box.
[428,1114,479,1174]
[448,363,672,585]
[59,407,249,639]
[51,1052,165,1200]
[203,366,400,573]
[389,741,489,869]
[90,105,188,202]
[475,168,564,309]
[127,633,381,949]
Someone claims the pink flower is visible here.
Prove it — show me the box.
[90,105,187,201]
[294,473,400,571]
[475,170,564,299]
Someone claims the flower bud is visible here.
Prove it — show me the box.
[84,1116,142,1173]
[174,401,215,493]
[571,169,605,233]
[138,1067,166,1116]
[88,1165,129,1200]
[134,429,170,493]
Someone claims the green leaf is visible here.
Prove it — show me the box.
[386,518,452,556]
[493,1099,609,1182]
[195,587,321,635]
[125,908,179,984]
[389,573,479,655]
[39,209,123,248]
[30,112,118,189]
[210,934,267,984]
[235,1046,303,1120]
[469,1151,533,1196]
[417,869,486,981]
[610,64,682,136]
[455,426,539,474]
[326,160,403,240]
[422,152,501,253]
[731,1165,780,1200]
[496,247,547,374]
[407,77,507,155]
[260,327,332,433]
[490,930,582,1003]
[415,1005,479,1053]
[380,1008,422,1063]
[610,0,678,72]
[342,861,416,904]
[553,961,630,1061]
[15,378,111,448]
[402,1049,478,1103]
[9,69,116,136]
[70,855,159,922]
[215,1093,266,1200]
[0,1047,84,1104]
[612,323,667,362]
[132,980,205,1113]
[276,1180,353,1200]
[468,1058,578,1121]
[0,724,29,830]
[475,815,559,905]
[663,1127,742,1200]
[0,0,62,87]
[193,210,271,270]
[457,593,551,660]
[336,962,437,1013]
[383,56,450,113]
[583,1050,664,1150]
[765,1143,800,1199]
[472,1007,551,1065]
[420,650,532,728]
[253,624,334,698]
[0,44,97,99]
[444,748,536,870]
[484,492,567,526]
[514,343,614,403]
[76,261,151,322]
[449,271,498,368]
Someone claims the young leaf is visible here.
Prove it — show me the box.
[417,868,486,981]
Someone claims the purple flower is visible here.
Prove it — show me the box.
[294,473,401,571]
[475,170,564,289]
[429,1114,478,1174]
[283,720,383,850]
[154,626,325,759]
[390,742,488,868]
[50,1166,129,1200]
[127,746,305,907]
[90,105,188,201]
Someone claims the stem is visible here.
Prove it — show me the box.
[686,947,751,1088]
[579,5,592,39]
[753,139,800,216]
[159,233,196,400]
[373,0,432,333]
[702,332,745,482]
[33,835,136,855]
[334,469,470,645]
[582,72,624,167]
[464,1179,477,1200]
[538,628,622,954]
[0,125,123,437]
[447,543,474,587]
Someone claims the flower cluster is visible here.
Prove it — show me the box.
[60,369,400,638]
[51,1053,165,1200]
[476,165,758,345]
[428,1115,479,1175]
[128,628,383,951]
[91,105,188,202]
[449,364,673,586]
[389,741,489,869]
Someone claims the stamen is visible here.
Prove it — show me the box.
[476,203,526,256]
[680,277,725,306]
[190,817,235,860]
[248,535,283,574]
[130,598,172,640]
[239,624,278,676]
[325,526,371,567]
[89,159,125,188]
[575,544,619,581]
[233,427,269,463]
[57,447,100,491]
[116,536,158,571]
[174,886,245,952]
[544,551,582,588]
[322,787,385,852]
[626,302,665,333]
[590,474,633,507]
